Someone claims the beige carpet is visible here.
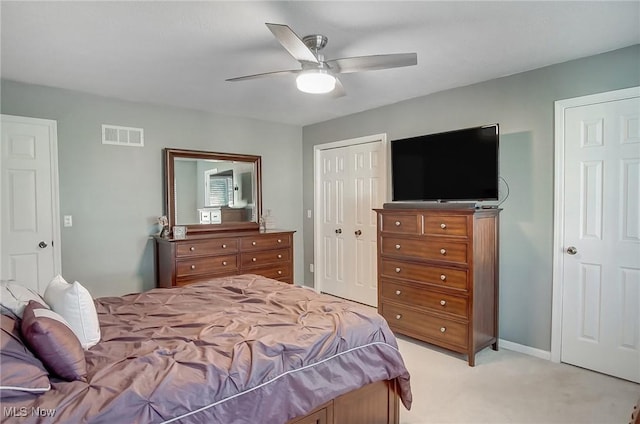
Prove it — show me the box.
[396,335,639,424]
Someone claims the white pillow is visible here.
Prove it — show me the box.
[43,275,101,349]
[0,280,49,318]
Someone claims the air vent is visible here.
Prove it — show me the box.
[101,124,144,147]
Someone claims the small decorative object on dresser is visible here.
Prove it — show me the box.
[375,206,500,366]
[157,216,170,237]
[172,225,187,239]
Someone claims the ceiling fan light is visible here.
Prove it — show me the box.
[296,70,336,94]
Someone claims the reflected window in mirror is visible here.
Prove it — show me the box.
[205,170,233,207]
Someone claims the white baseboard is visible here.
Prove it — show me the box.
[499,338,551,361]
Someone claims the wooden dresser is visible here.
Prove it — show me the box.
[375,207,500,366]
[155,229,295,287]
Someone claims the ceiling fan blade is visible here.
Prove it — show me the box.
[326,53,417,74]
[265,23,319,64]
[226,69,300,82]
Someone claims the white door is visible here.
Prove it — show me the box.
[1,115,61,293]
[314,135,386,306]
[554,88,640,382]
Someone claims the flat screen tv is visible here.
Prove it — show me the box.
[391,124,499,202]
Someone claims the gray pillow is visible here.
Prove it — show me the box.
[0,314,51,398]
[20,301,87,382]
[1,280,49,318]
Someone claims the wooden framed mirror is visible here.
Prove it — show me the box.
[164,148,262,233]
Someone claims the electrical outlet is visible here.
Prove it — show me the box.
[309,263,314,273]
[63,215,73,227]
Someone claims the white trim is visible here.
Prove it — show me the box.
[312,134,388,293]
[499,338,551,361]
[551,86,640,363]
[49,119,62,278]
[0,115,62,282]
[0,383,51,393]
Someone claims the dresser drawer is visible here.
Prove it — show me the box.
[176,238,239,257]
[424,215,468,237]
[381,302,468,349]
[240,234,291,251]
[241,248,291,268]
[381,214,421,234]
[381,237,468,265]
[176,255,238,277]
[381,280,468,318]
[253,264,292,280]
[380,259,468,291]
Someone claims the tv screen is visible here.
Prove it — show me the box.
[391,124,499,202]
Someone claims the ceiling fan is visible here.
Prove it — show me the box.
[226,23,418,96]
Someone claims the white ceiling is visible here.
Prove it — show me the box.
[1,1,638,126]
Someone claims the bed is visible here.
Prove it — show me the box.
[1,274,412,423]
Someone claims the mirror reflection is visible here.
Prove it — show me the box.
[174,158,256,225]
[165,148,262,233]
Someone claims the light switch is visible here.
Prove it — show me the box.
[307,209,312,218]
[63,215,73,227]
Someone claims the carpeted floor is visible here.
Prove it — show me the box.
[397,335,639,424]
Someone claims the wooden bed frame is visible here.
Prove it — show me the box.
[287,379,400,424]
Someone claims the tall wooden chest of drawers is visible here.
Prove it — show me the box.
[375,207,500,366]
[155,229,295,287]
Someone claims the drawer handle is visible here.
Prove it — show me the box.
[395,244,401,250]
[440,300,446,306]
[440,327,446,333]
[395,290,402,296]
[278,270,283,275]
[395,314,402,320]
[190,265,196,270]
[252,241,257,246]
[395,221,401,226]
[277,254,282,259]
[252,257,257,262]
[440,223,447,229]
[440,248,447,255]
[222,244,227,249]
[277,239,282,243]
[190,247,195,251]
[395,267,401,273]
[440,274,447,281]
[222,261,228,266]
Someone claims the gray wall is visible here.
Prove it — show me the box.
[1,80,304,297]
[301,45,640,352]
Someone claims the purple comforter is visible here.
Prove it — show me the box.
[3,275,411,423]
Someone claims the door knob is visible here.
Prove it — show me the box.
[335,228,342,234]
[38,241,48,248]
[354,230,362,236]
[567,246,578,255]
